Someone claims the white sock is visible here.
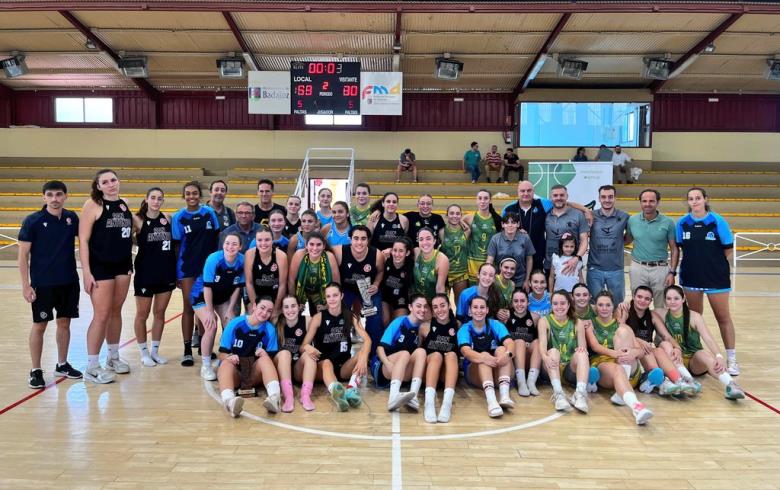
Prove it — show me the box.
[266,380,281,397]
[527,368,540,387]
[442,387,455,407]
[138,342,149,355]
[498,376,511,399]
[726,349,736,360]
[425,387,436,404]
[576,382,587,394]
[151,340,161,354]
[108,343,119,360]
[221,389,234,403]
[718,372,733,386]
[551,378,563,394]
[347,373,360,389]
[328,381,341,394]
[389,379,401,399]
[621,364,632,378]
[409,377,422,395]
[622,391,640,408]
[202,356,211,368]
[676,364,694,380]
[483,381,498,405]
[515,369,527,389]
[88,354,100,370]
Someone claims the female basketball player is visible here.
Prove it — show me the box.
[506,289,541,396]
[172,181,220,366]
[274,295,308,412]
[373,294,428,412]
[316,188,334,226]
[368,192,409,251]
[411,228,449,299]
[132,187,176,367]
[456,262,508,324]
[192,232,244,381]
[321,201,352,247]
[283,195,301,238]
[419,293,460,423]
[268,209,290,250]
[380,237,414,326]
[676,187,740,375]
[288,232,340,314]
[217,297,282,417]
[332,225,384,355]
[528,269,551,316]
[462,189,502,285]
[585,291,655,425]
[537,290,590,413]
[350,183,372,226]
[245,226,288,314]
[458,295,515,418]
[495,258,517,307]
[656,285,745,400]
[439,204,470,303]
[79,169,133,383]
[300,282,371,411]
[286,209,318,260]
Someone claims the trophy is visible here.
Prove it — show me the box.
[356,277,378,317]
[236,356,257,398]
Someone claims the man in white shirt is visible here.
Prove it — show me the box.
[611,145,632,184]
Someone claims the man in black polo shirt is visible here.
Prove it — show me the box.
[18,180,83,389]
[254,178,286,226]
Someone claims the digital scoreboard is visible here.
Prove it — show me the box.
[291,61,360,115]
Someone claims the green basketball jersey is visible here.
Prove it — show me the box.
[441,225,468,276]
[546,314,578,363]
[412,250,438,299]
[467,212,497,261]
[592,317,619,350]
[350,204,371,226]
[665,311,703,355]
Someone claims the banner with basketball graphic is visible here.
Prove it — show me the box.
[360,72,403,115]
[528,162,612,207]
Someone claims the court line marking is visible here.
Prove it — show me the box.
[0,312,182,416]
[204,380,565,441]
[392,411,402,490]
[745,391,780,415]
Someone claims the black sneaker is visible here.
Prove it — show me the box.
[28,369,45,389]
[54,362,83,379]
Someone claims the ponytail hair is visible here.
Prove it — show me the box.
[370,192,398,215]
[664,285,691,346]
[686,186,711,212]
[137,187,164,218]
[91,169,117,204]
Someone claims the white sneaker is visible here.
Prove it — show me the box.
[150,352,168,365]
[225,396,244,418]
[84,366,116,384]
[632,403,654,425]
[200,364,217,381]
[424,400,437,423]
[388,392,416,411]
[406,396,420,412]
[105,357,130,374]
[527,384,540,396]
[437,404,452,423]
[551,392,571,411]
[499,395,515,409]
[487,398,503,418]
[571,391,589,414]
[727,358,740,376]
[586,382,599,393]
[679,378,702,396]
[725,381,745,400]
[610,392,626,406]
[141,354,156,367]
[263,393,281,413]
[517,384,530,397]
[659,378,680,396]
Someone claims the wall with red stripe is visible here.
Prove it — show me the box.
[652,93,780,132]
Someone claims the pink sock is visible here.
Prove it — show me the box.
[281,379,295,413]
[300,382,315,411]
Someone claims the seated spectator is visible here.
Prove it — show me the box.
[595,144,613,162]
[485,145,503,183]
[502,147,523,183]
[397,148,418,183]
[611,145,632,184]
[572,147,588,162]
[462,141,482,184]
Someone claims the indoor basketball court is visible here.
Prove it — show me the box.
[1,2,780,489]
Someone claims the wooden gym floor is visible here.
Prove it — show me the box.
[0,262,778,489]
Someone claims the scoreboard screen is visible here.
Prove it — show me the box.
[291,61,360,115]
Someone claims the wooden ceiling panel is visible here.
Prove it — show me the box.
[552,32,701,55]
[0,11,73,29]
[72,11,228,30]
[565,13,730,32]
[711,33,780,56]
[684,55,768,75]
[233,12,394,32]
[242,32,392,55]
[402,57,531,76]
[728,14,780,33]
[403,13,562,32]
[403,33,546,55]
[663,75,780,92]
[0,31,85,51]
[94,30,239,53]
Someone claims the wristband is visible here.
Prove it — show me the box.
[715,353,723,358]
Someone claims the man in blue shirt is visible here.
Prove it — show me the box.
[462,141,482,184]
[18,180,83,389]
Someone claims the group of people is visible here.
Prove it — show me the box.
[19,170,745,426]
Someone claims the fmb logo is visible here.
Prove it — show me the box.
[361,83,401,99]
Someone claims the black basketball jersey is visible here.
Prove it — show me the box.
[371,214,404,250]
[627,307,655,343]
[339,246,378,296]
[281,316,307,361]
[422,315,459,355]
[251,249,280,302]
[135,214,176,286]
[283,217,300,238]
[90,199,133,264]
[314,310,351,362]
[506,310,537,343]
[381,259,412,308]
